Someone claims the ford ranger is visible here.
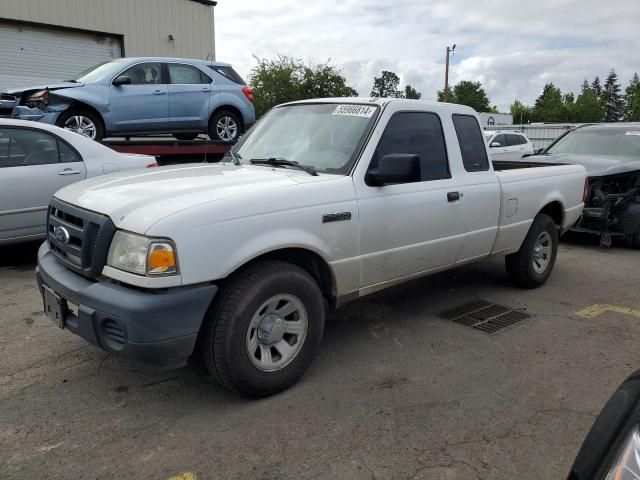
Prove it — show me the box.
[36,98,587,397]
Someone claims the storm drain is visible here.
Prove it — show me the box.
[439,299,530,334]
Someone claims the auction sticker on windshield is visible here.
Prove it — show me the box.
[332,105,376,118]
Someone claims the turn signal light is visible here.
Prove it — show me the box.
[146,163,158,168]
[147,243,177,274]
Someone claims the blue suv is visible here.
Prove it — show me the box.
[1,57,255,142]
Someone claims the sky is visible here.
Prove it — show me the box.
[214,0,640,112]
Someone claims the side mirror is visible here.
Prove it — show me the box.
[569,370,640,479]
[367,153,420,186]
[112,75,132,86]
[490,142,501,148]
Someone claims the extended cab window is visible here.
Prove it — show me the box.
[452,114,490,172]
[369,111,450,183]
[0,128,80,168]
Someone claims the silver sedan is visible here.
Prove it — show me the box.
[0,119,157,245]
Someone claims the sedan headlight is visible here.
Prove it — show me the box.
[606,427,640,479]
[106,231,178,276]
[26,89,49,108]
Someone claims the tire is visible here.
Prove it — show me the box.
[208,110,241,142]
[505,214,559,289]
[200,260,325,397]
[56,109,104,141]
[173,133,199,141]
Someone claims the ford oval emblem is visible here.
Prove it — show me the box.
[53,225,70,245]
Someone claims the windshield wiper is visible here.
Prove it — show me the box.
[249,158,318,176]
[63,79,78,83]
[223,150,241,165]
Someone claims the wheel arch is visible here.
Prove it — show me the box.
[58,101,105,131]
[538,200,564,228]
[209,104,245,131]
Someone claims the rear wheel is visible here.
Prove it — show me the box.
[173,133,199,141]
[208,110,241,142]
[200,261,325,397]
[56,109,104,141]
[505,214,559,288]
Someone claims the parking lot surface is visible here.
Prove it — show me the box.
[1,237,639,479]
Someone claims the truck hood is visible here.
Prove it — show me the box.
[529,154,640,177]
[54,163,338,232]
[4,82,84,95]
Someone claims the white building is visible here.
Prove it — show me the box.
[0,0,216,90]
[478,112,513,127]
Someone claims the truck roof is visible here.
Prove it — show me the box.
[278,97,479,114]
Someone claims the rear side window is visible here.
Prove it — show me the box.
[168,64,211,84]
[209,65,246,85]
[369,111,450,182]
[452,114,490,172]
[506,134,526,146]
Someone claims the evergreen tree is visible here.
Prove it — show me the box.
[532,83,567,122]
[602,69,624,122]
[591,76,602,96]
[574,81,604,122]
[623,73,640,121]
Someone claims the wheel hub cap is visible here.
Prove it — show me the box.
[63,115,97,139]
[257,314,285,345]
[532,231,552,274]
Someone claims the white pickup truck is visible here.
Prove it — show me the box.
[36,98,587,396]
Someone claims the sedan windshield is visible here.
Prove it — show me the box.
[547,127,640,159]
[232,103,379,174]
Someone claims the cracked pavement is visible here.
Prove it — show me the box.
[1,236,639,479]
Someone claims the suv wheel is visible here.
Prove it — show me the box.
[200,261,325,397]
[56,109,104,141]
[208,110,240,142]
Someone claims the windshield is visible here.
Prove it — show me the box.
[75,60,125,83]
[232,103,379,174]
[547,127,640,159]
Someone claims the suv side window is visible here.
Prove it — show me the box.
[0,128,80,168]
[452,114,490,172]
[120,63,163,85]
[491,134,506,147]
[368,111,450,184]
[168,63,211,84]
[506,134,524,146]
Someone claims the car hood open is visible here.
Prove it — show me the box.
[529,154,640,177]
[54,163,337,233]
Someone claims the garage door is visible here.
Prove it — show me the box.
[0,22,122,92]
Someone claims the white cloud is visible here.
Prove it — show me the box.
[215,0,640,111]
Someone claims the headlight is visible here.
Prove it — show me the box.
[606,426,640,479]
[106,231,178,276]
[26,89,49,108]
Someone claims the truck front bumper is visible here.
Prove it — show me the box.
[35,243,218,369]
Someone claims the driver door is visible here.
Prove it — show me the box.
[0,127,86,242]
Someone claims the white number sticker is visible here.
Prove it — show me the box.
[332,105,377,118]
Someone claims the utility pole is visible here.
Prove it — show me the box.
[444,44,456,103]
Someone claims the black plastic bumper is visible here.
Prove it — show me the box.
[35,243,218,368]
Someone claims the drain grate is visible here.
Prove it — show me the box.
[439,300,530,334]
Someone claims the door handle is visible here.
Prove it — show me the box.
[201,87,211,92]
[447,191,462,202]
[58,169,81,176]
[153,90,166,95]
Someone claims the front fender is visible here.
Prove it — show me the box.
[53,86,110,113]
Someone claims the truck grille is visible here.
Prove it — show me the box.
[47,198,116,278]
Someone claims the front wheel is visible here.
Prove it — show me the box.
[505,214,559,289]
[200,261,325,397]
[56,109,104,141]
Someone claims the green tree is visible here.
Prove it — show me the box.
[370,71,404,98]
[404,85,422,99]
[438,80,491,112]
[510,99,532,124]
[623,73,640,121]
[602,69,623,122]
[573,80,604,122]
[591,76,602,96]
[436,86,454,103]
[249,55,358,117]
[532,83,567,122]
